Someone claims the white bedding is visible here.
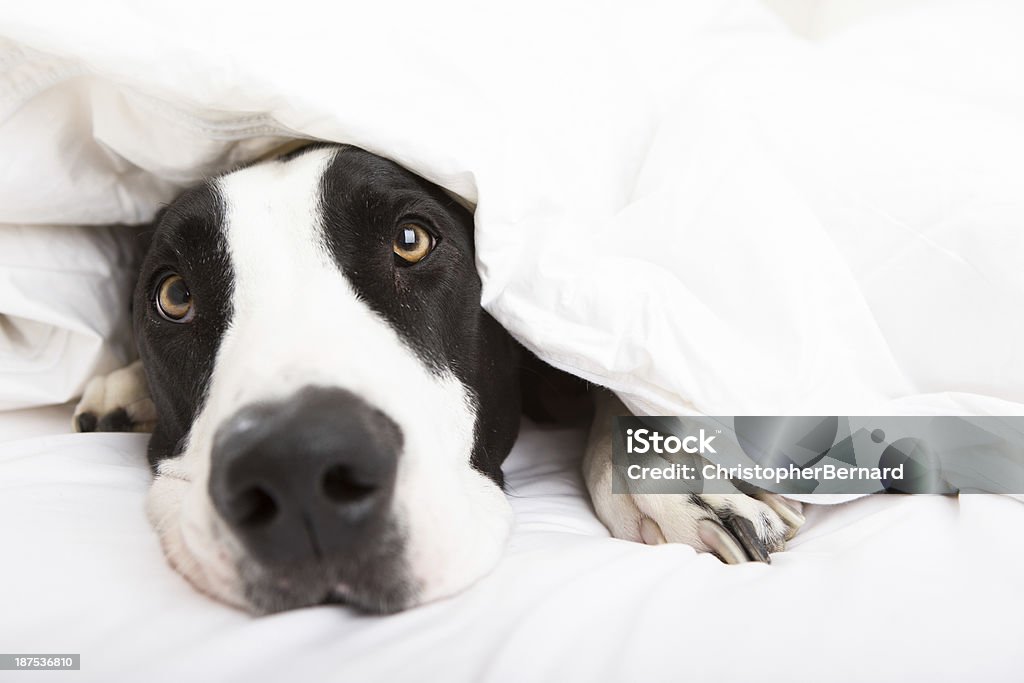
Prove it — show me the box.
[2,2,1024,680]
[1,411,1022,682]
[2,0,1023,417]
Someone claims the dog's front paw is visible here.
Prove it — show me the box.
[73,360,156,433]
[583,389,805,563]
[631,492,804,564]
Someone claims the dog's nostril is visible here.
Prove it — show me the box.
[322,464,376,503]
[231,486,278,527]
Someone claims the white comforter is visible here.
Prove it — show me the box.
[1,0,1023,417]
[1,410,1022,682]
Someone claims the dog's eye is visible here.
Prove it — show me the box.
[155,273,195,323]
[393,223,435,264]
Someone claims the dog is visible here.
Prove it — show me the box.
[74,143,804,614]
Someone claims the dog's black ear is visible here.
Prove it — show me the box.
[123,213,160,317]
[519,351,594,425]
[135,214,160,261]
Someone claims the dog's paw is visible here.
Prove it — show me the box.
[630,492,803,563]
[73,360,156,433]
[583,389,804,563]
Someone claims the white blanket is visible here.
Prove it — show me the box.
[2,0,1023,417]
[1,410,1022,682]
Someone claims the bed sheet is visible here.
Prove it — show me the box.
[1,410,1021,682]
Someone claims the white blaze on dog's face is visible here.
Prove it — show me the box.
[135,145,522,613]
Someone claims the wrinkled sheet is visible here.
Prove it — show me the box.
[0,225,136,410]
[1,0,1022,416]
[0,411,1022,682]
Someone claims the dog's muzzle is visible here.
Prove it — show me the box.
[207,386,410,611]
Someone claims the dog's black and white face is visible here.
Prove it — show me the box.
[135,144,521,613]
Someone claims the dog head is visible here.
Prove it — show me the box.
[135,144,521,613]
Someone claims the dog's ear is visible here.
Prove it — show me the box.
[124,212,160,317]
[135,210,160,257]
[519,351,594,425]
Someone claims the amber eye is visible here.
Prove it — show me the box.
[393,223,435,264]
[155,273,195,323]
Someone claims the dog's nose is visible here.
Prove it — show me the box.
[208,387,402,566]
